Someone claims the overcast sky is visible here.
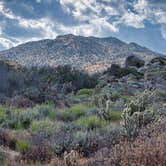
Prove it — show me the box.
[0,0,166,54]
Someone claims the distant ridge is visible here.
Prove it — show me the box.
[0,34,163,72]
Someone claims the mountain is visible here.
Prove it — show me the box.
[0,34,163,72]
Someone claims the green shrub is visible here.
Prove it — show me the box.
[16,139,29,153]
[1,107,34,129]
[104,64,144,79]
[158,90,166,99]
[34,104,54,117]
[77,89,94,96]
[48,111,57,120]
[109,111,122,121]
[72,131,98,155]
[3,104,56,129]
[121,95,130,102]
[14,112,32,130]
[30,119,56,134]
[0,106,6,112]
[75,115,105,129]
[151,57,166,66]
[59,104,89,121]
[0,149,5,165]
[0,106,6,124]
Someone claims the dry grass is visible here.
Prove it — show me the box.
[84,118,166,166]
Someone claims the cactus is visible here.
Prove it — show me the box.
[94,93,112,121]
[122,90,156,139]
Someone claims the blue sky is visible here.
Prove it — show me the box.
[0,0,166,54]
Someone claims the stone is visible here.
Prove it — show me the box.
[125,55,145,68]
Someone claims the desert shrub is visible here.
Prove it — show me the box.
[2,105,55,129]
[121,95,130,102]
[3,110,32,130]
[30,119,56,134]
[97,126,123,150]
[151,57,166,66]
[0,129,16,149]
[51,130,74,155]
[16,139,29,154]
[34,104,54,117]
[59,104,89,121]
[23,145,53,162]
[0,106,6,124]
[85,118,166,166]
[123,67,144,79]
[109,111,122,121]
[75,115,104,129]
[8,95,34,108]
[104,64,144,79]
[72,131,98,156]
[157,90,166,99]
[48,111,57,120]
[0,154,4,164]
[76,89,94,96]
[53,65,98,93]
[86,107,98,116]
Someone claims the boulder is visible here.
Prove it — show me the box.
[106,64,121,76]
[125,55,145,68]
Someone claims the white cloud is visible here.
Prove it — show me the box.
[0,1,58,49]
[60,0,146,32]
[0,37,18,48]
[18,18,57,38]
[1,0,166,50]
[59,0,119,34]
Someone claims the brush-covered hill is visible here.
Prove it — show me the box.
[0,34,163,73]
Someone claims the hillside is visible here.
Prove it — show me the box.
[0,34,162,72]
[0,55,166,165]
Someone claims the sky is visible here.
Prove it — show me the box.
[0,0,166,54]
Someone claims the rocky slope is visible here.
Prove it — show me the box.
[0,34,163,72]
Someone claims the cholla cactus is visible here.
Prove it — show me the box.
[94,93,112,121]
[122,89,156,139]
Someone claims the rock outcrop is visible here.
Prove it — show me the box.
[125,55,145,68]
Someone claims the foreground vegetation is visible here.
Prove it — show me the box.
[0,56,166,165]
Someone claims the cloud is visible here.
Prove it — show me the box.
[0,0,166,50]
[0,1,58,48]
[0,37,15,48]
[59,0,166,37]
